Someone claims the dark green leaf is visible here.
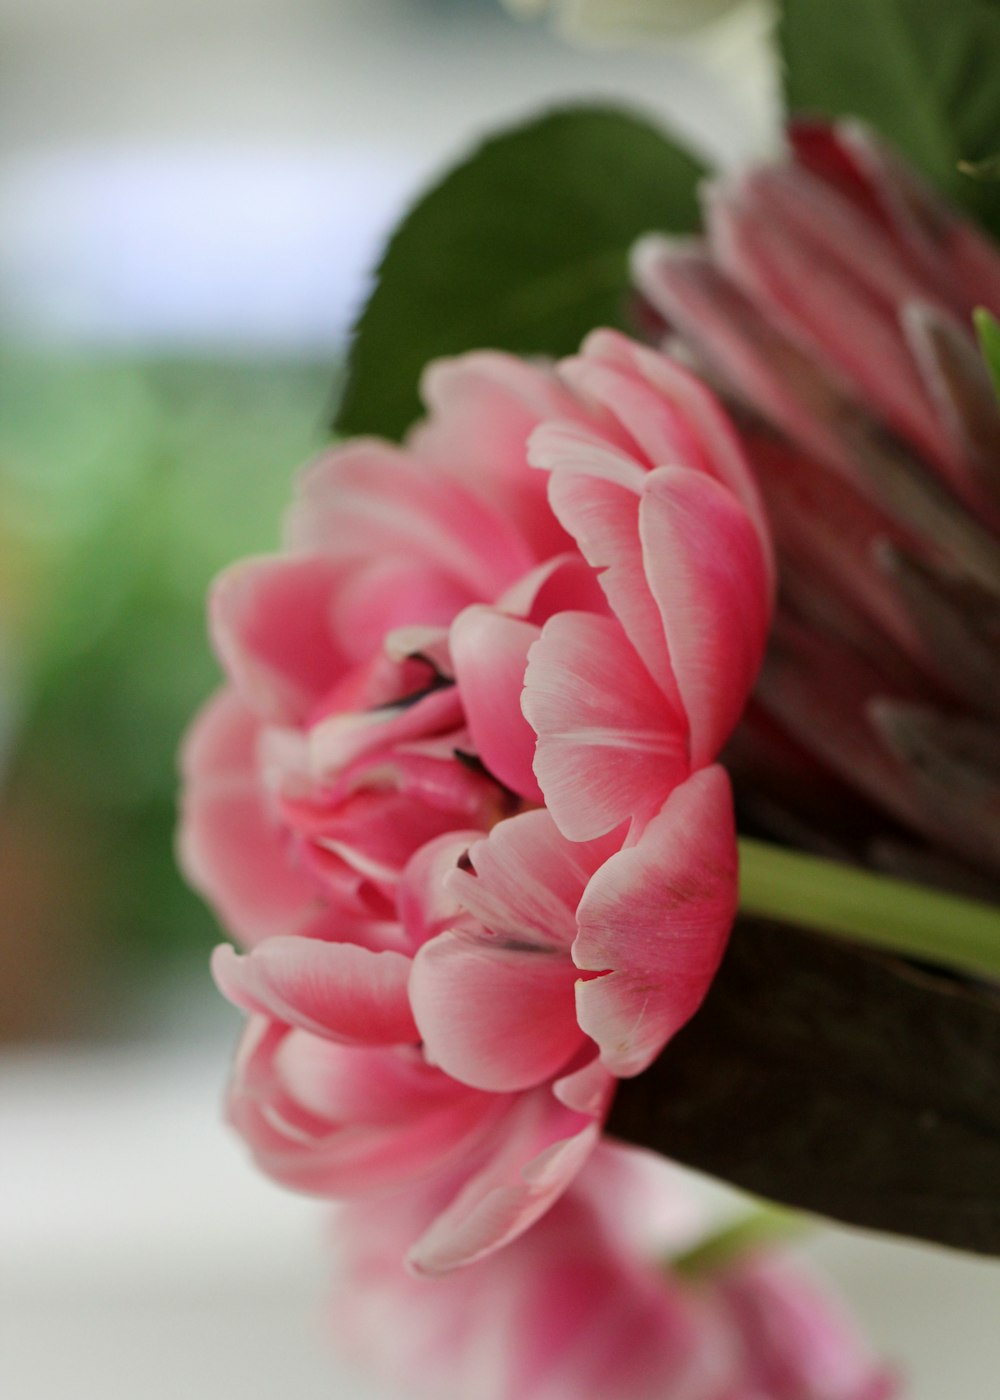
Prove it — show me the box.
[780,0,1000,232]
[335,105,707,440]
[609,917,1000,1255]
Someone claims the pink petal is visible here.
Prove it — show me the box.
[410,929,584,1092]
[297,785,490,894]
[287,439,535,602]
[530,423,680,704]
[446,808,618,952]
[232,1026,507,1197]
[553,1056,617,1117]
[522,611,689,840]
[212,937,418,1045]
[574,765,738,1076]
[254,1097,499,1199]
[639,466,771,769]
[398,831,482,951]
[407,1082,606,1275]
[328,555,473,663]
[704,165,953,469]
[632,238,859,481]
[308,683,464,778]
[495,552,609,625]
[410,351,581,560]
[579,328,775,576]
[210,554,346,725]
[383,624,454,677]
[177,690,325,947]
[450,606,542,801]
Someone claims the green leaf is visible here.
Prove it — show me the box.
[609,917,1000,1255]
[975,307,1000,403]
[780,0,1000,231]
[335,105,707,440]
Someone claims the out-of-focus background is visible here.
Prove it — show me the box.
[2,2,999,1396]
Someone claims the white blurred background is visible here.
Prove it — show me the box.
[0,0,769,351]
[1,2,999,1397]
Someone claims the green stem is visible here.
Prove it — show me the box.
[738,837,1000,983]
[672,1204,807,1279]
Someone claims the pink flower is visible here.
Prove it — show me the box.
[179,329,773,1270]
[331,1143,895,1400]
[710,1250,896,1400]
[633,120,1000,879]
[208,771,735,1276]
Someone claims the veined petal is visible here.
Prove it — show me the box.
[212,937,418,1045]
[574,766,738,1077]
[640,466,771,769]
[410,929,583,1091]
[450,606,542,801]
[523,611,689,840]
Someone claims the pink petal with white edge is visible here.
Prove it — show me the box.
[407,1079,608,1275]
[210,554,345,725]
[640,466,772,769]
[178,689,324,947]
[532,428,681,705]
[212,937,418,1045]
[410,929,584,1092]
[450,606,542,801]
[574,765,738,1077]
[522,611,689,841]
[560,356,715,482]
[580,329,775,577]
[446,808,619,952]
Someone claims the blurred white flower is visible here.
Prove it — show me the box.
[503,0,780,159]
[504,0,753,41]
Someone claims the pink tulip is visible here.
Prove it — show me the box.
[633,121,1000,880]
[180,330,773,1269]
[331,1143,895,1400]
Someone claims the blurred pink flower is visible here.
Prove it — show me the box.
[711,1249,896,1400]
[332,1142,895,1400]
[179,330,773,1270]
[634,120,1000,885]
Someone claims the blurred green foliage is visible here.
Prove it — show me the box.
[0,350,334,1002]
